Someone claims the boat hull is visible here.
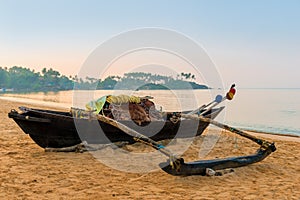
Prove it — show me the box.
[8,107,224,148]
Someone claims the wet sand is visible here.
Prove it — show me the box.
[0,99,299,199]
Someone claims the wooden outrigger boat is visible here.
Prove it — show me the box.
[8,106,223,148]
[8,84,277,176]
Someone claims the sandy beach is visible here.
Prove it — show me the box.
[1,99,299,200]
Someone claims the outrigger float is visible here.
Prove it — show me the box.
[8,84,276,176]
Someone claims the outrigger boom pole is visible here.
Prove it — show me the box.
[93,84,276,176]
[95,111,276,176]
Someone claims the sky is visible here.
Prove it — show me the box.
[0,0,299,88]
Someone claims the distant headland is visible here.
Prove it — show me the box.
[0,66,209,92]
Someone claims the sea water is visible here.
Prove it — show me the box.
[2,88,300,136]
[224,89,300,136]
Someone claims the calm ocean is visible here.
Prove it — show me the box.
[224,89,300,136]
[2,88,300,136]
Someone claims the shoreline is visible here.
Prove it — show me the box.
[244,128,300,138]
[207,126,300,143]
[0,96,71,109]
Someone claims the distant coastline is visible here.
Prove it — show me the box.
[0,67,209,93]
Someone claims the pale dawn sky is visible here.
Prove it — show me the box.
[0,0,299,88]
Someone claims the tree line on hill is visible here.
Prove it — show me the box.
[0,66,208,92]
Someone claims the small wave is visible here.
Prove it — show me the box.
[280,110,297,115]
